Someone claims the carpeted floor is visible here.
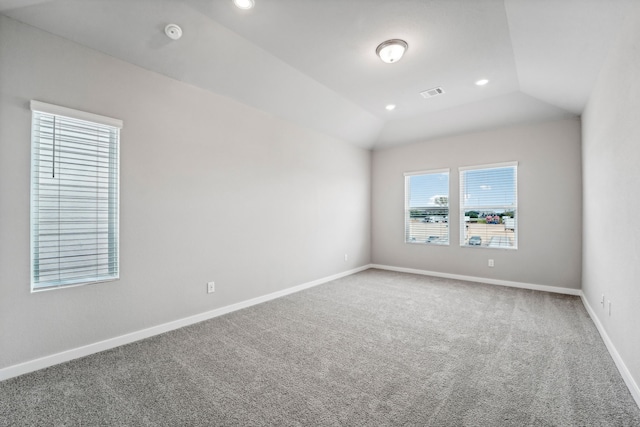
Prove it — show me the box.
[1,269,639,426]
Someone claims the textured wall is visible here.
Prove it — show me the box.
[581,4,640,400]
[372,118,582,289]
[0,16,371,369]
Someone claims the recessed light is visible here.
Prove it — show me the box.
[376,39,408,64]
[385,104,396,111]
[475,79,489,86]
[233,0,254,9]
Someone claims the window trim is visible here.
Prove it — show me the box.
[459,161,518,250]
[404,168,450,246]
[404,167,450,177]
[30,101,122,292]
[30,101,123,129]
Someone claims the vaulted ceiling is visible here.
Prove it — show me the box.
[1,0,635,149]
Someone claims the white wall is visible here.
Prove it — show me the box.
[372,118,582,289]
[581,4,640,399]
[0,16,371,369]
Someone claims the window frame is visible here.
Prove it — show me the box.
[459,161,518,250]
[30,101,122,292]
[404,168,450,246]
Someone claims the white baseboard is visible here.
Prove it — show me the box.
[370,264,582,296]
[580,295,640,408]
[0,265,370,382]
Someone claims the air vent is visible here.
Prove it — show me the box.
[420,87,445,98]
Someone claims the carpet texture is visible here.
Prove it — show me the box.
[1,269,639,426]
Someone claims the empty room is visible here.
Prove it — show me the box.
[1,0,639,425]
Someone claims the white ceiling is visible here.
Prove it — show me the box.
[1,0,635,149]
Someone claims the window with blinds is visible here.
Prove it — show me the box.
[405,169,450,245]
[459,162,517,249]
[30,101,122,291]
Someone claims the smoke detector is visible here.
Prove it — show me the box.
[164,24,183,40]
[420,87,445,98]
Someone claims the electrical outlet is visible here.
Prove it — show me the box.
[344,253,348,262]
[488,259,494,268]
[207,281,215,294]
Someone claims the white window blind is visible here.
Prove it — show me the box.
[459,162,517,249]
[30,101,122,291]
[404,169,449,245]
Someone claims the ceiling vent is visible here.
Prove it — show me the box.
[420,87,445,99]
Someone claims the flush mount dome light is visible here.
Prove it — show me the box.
[233,0,255,9]
[475,79,489,86]
[385,104,396,111]
[376,39,408,63]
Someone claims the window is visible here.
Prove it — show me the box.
[30,101,122,291]
[405,169,449,245]
[460,162,517,249]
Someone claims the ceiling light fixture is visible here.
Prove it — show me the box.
[475,79,489,86]
[376,39,408,64]
[233,0,255,10]
[385,104,396,111]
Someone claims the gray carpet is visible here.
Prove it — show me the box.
[1,269,639,426]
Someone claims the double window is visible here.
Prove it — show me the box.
[30,101,122,291]
[404,169,450,245]
[403,162,518,249]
